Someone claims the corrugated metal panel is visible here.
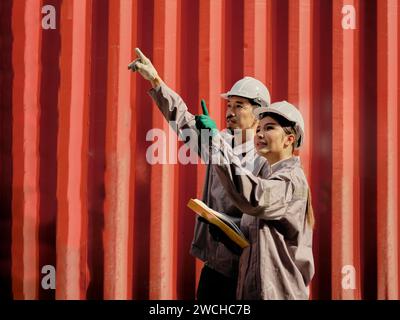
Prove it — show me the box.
[331,0,361,300]
[0,0,399,300]
[377,0,399,299]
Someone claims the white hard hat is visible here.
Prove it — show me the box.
[221,76,271,108]
[254,101,305,149]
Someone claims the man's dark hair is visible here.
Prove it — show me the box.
[247,98,261,107]
[228,95,261,107]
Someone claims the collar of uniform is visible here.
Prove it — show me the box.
[233,139,255,155]
[219,129,255,155]
[270,156,301,174]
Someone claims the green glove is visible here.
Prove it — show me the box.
[195,100,218,136]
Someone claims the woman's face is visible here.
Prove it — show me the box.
[225,96,257,130]
[254,116,295,159]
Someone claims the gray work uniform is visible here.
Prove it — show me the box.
[148,84,268,278]
[211,135,314,299]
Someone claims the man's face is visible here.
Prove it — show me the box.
[225,96,257,130]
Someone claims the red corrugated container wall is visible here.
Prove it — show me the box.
[0,0,399,300]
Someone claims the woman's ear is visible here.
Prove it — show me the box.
[284,134,296,148]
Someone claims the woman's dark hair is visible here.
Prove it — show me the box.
[259,112,294,128]
[306,190,315,229]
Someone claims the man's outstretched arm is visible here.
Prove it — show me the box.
[129,47,217,161]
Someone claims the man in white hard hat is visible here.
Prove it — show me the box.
[129,48,271,300]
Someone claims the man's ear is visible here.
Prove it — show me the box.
[250,117,259,131]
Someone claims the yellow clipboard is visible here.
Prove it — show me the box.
[187,198,250,249]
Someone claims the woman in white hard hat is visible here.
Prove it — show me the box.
[209,101,315,299]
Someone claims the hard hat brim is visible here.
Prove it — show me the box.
[253,106,304,149]
[253,106,269,119]
[221,92,258,100]
[221,93,268,108]
[220,93,229,99]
